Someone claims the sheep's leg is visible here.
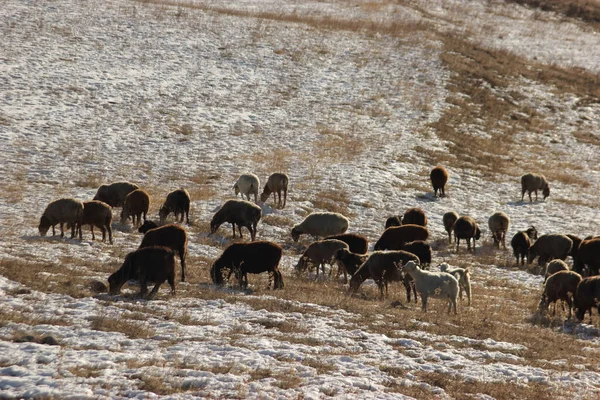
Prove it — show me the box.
[455,238,460,253]
[231,223,237,238]
[147,282,163,300]
[168,274,176,296]
[139,276,149,298]
[283,190,287,208]
[421,296,428,312]
[238,225,244,239]
[60,222,66,238]
[107,225,113,245]
[180,252,186,282]
[90,226,96,241]
[534,190,538,201]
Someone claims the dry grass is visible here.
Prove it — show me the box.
[89,314,155,339]
[312,185,354,217]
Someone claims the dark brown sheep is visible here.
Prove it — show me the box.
[210,241,283,289]
[374,225,429,251]
[528,234,572,274]
[120,189,150,227]
[333,248,368,283]
[453,216,481,253]
[38,198,84,240]
[108,246,176,299]
[79,200,113,244]
[93,181,139,208]
[566,234,583,261]
[138,220,160,233]
[401,208,428,227]
[385,216,402,229]
[573,238,600,277]
[260,173,289,209]
[325,233,368,254]
[539,270,582,318]
[442,211,459,244]
[430,166,448,197]
[398,241,432,265]
[510,226,537,266]
[210,199,262,241]
[574,276,600,321]
[159,189,190,224]
[520,173,550,202]
[139,224,188,282]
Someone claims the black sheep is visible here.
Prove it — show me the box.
[139,224,189,282]
[326,233,369,254]
[210,199,261,241]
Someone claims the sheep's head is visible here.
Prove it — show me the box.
[474,226,481,240]
[108,270,125,295]
[138,220,158,234]
[526,226,538,240]
[158,205,170,223]
[210,262,224,286]
[38,216,51,236]
[542,185,550,199]
[527,246,536,264]
[402,260,418,274]
[294,256,307,272]
[260,192,270,203]
[233,183,240,196]
[119,209,129,224]
[291,227,300,242]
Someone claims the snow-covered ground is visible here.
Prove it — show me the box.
[1,0,599,398]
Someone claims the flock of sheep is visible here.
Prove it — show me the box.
[36,168,600,322]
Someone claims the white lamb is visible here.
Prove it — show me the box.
[402,261,459,314]
[233,173,260,203]
[439,263,472,306]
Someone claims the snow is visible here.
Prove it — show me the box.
[1,0,600,398]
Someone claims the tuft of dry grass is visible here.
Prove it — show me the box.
[312,185,353,217]
[89,314,155,339]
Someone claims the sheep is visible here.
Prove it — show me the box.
[520,173,550,202]
[210,241,283,289]
[439,263,472,305]
[291,212,349,242]
[402,261,459,314]
[120,189,150,227]
[138,220,160,233]
[430,166,449,197]
[544,259,569,283]
[401,208,428,227]
[574,275,600,321]
[108,246,176,299]
[349,250,420,301]
[325,233,368,254]
[210,199,262,241]
[442,211,459,244]
[333,248,368,283]
[566,234,583,261]
[385,216,402,228]
[93,181,139,208]
[398,240,432,265]
[374,224,429,251]
[233,173,260,203]
[488,212,510,249]
[78,200,113,244]
[453,216,481,253]
[539,270,582,318]
[573,238,600,277]
[38,198,84,240]
[159,189,190,224]
[139,224,188,282]
[528,234,573,275]
[295,239,349,277]
[510,226,538,266]
[260,173,289,209]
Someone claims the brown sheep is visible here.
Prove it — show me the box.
[430,166,448,197]
[139,224,188,282]
[528,234,572,275]
[333,248,368,283]
[574,275,600,321]
[38,198,84,240]
[442,211,459,244]
[294,239,349,277]
[520,173,550,202]
[93,181,139,208]
[398,240,432,265]
[159,189,190,224]
[488,212,510,249]
[573,238,600,277]
[453,216,481,253]
[78,200,113,244]
[566,234,583,261]
[539,270,582,318]
[325,233,368,254]
[260,173,289,209]
[510,226,538,266]
[108,246,176,299]
[210,199,262,241]
[544,259,569,283]
[385,215,402,229]
[120,189,150,227]
[374,224,429,251]
[401,208,428,227]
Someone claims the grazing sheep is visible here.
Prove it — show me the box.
[510,226,538,266]
[520,173,550,202]
[430,166,449,197]
[349,250,420,301]
[440,263,472,306]
[108,246,176,299]
[291,212,349,242]
[325,233,368,254]
[398,241,432,265]
[539,270,581,318]
[402,261,459,314]
[333,248,368,283]
[488,212,510,249]
[573,238,600,277]
[93,181,139,208]
[453,216,481,253]
[233,173,260,203]
[120,189,150,227]
[139,224,188,282]
[138,220,160,233]
[38,198,84,240]
[401,208,428,227]
[544,259,569,283]
[442,211,459,244]
[210,199,262,241]
[385,216,402,229]
[260,173,289,209]
[574,275,600,321]
[374,224,429,251]
[566,234,583,261]
[210,241,283,289]
[295,239,349,277]
[79,200,113,244]
[528,234,573,275]
[159,189,190,224]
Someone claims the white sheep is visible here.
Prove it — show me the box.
[402,261,459,314]
[439,263,472,306]
[291,212,349,242]
[233,173,260,203]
